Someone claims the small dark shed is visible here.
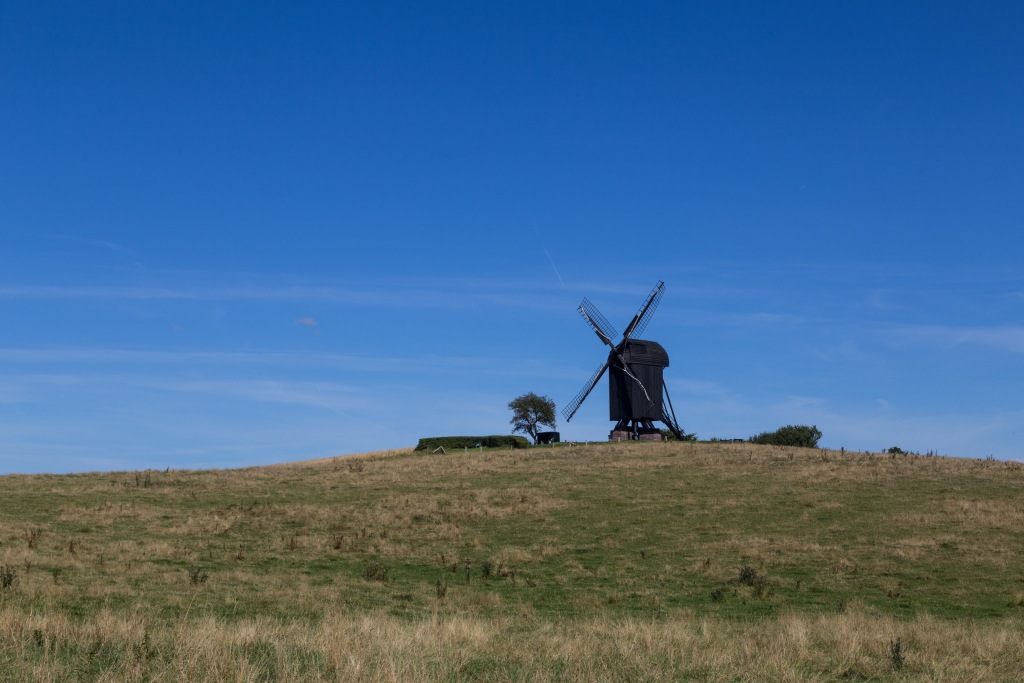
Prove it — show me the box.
[536,431,560,444]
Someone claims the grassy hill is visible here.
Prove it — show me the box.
[1,441,1023,681]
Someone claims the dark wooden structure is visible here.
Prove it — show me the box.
[562,282,684,440]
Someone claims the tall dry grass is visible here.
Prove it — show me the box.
[1,602,1022,681]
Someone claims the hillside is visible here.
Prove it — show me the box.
[1,442,1022,681]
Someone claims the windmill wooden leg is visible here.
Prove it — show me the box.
[609,420,663,441]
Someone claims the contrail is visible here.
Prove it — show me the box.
[543,246,565,287]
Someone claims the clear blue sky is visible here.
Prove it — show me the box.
[2,2,1022,472]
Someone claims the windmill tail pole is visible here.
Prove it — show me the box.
[661,384,686,441]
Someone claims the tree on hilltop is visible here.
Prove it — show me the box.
[749,425,822,448]
[508,392,557,444]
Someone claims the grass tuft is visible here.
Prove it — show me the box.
[363,561,390,582]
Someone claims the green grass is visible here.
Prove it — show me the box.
[1,442,1023,680]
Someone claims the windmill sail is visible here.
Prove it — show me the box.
[622,281,664,340]
[562,359,609,422]
[577,298,618,347]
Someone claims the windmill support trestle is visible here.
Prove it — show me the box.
[610,419,663,441]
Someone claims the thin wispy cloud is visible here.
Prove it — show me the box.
[47,234,131,252]
[0,346,581,381]
[44,235,143,268]
[0,280,564,312]
[153,378,364,414]
[294,316,320,335]
[0,273,722,306]
[886,325,1024,354]
[0,284,451,305]
[542,247,566,287]
[809,341,868,364]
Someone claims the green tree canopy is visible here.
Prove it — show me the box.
[749,424,822,448]
[508,392,557,444]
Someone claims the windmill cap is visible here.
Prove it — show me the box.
[620,339,669,367]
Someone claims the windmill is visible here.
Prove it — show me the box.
[562,281,686,441]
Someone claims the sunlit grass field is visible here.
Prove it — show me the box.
[1,441,1023,680]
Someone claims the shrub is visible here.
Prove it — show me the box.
[738,565,760,586]
[363,561,390,582]
[187,566,208,585]
[0,565,18,591]
[415,436,530,452]
[737,565,772,598]
[749,425,822,448]
[889,638,904,670]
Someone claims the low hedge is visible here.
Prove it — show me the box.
[415,435,531,451]
[749,424,822,448]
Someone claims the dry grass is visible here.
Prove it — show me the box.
[0,604,1022,681]
[1,441,1023,680]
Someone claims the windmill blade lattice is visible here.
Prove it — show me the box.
[562,359,609,422]
[577,298,618,347]
[622,281,665,340]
